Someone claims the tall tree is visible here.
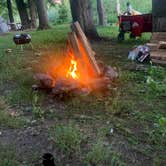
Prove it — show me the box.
[97,0,106,26]
[7,0,16,30]
[70,0,99,39]
[35,0,49,29]
[28,0,37,28]
[15,0,30,29]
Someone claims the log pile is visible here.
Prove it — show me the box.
[33,22,118,96]
[147,32,166,66]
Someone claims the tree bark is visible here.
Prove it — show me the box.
[35,0,50,30]
[7,0,16,30]
[15,0,30,29]
[152,0,166,32]
[28,0,37,29]
[97,0,106,26]
[7,0,14,23]
[70,0,100,40]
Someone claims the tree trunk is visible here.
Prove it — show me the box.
[97,0,106,26]
[35,0,50,30]
[7,0,16,30]
[152,0,166,32]
[28,0,37,29]
[70,0,100,40]
[15,0,30,29]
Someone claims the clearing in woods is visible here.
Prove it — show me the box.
[0,24,165,165]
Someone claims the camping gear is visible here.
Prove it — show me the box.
[123,2,142,16]
[128,45,151,63]
[0,17,9,33]
[118,14,152,41]
[13,34,32,51]
[13,34,31,44]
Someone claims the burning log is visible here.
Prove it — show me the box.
[51,79,81,95]
[72,21,101,77]
[34,73,55,88]
[33,22,118,96]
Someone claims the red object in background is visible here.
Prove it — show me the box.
[53,0,62,4]
[118,14,152,40]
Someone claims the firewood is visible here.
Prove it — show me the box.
[51,79,81,95]
[97,60,105,75]
[150,50,166,61]
[146,43,157,51]
[68,32,83,59]
[72,21,101,77]
[34,73,55,88]
[87,77,111,90]
[72,87,91,96]
[67,32,89,81]
[104,66,118,80]
[158,41,166,49]
[151,58,166,67]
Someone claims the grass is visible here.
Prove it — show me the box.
[0,144,20,166]
[0,24,165,165]
[50,123,82,155]
[0,97,26,128]
[84,142,125,166]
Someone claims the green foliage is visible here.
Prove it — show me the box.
[47,0,71,25]
[0,144,20,166]
[51,123,82,155]
[146,65,166,98]
[158,117,166,137]
[57,3,69,23]
[147,116,166,148]
[32,93,44,119]
[0,0,19,20]
[109,98,134,116]
[84,140,125,166]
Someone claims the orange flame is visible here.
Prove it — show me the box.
[66,56,79,80]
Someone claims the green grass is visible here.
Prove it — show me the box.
[0,97,26,128]
[0,144,20,166]
[84,140,125,166]
[50,123,82,155]
[0,24,165,165]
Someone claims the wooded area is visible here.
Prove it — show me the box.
[0,0,166,166]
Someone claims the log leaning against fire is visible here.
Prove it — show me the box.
[33,22,118,95]
[72,21,101,77]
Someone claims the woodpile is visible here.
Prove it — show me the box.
[147,32,166,67]
[33,22,118,96]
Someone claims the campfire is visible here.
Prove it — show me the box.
[33,22,118,95]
